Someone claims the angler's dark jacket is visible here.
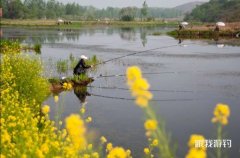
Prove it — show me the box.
[73,59,91,75]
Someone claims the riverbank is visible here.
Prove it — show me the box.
[167,22,240,38]
[0,19,178,28]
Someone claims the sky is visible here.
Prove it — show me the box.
[58,0,209,8]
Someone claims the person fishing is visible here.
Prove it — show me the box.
[178,23,184,30]
[73,55,92,75]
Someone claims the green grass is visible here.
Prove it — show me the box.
[152,32,162,36]
[167,29,239,38]
[34,44,42,54]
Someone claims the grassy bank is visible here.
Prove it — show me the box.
[168,29,240,38]
[167,22,240,38]
[0,19,178,28]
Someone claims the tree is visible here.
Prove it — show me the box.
[119,7,137,21]
[141,0,148,21]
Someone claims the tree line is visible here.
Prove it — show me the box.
[184,0,240,22]
[0,0,183,20]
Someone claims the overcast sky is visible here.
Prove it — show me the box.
[58,0,209,8]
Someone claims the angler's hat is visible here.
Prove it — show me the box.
[81,55,88,60]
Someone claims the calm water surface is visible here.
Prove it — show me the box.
[3,26,240,157]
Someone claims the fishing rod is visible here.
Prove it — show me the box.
[93,42,196,66]
[90,93,195,102]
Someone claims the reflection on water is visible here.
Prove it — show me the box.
[2,26,170,46]
[2,26,240,158]
[74,86,91,104]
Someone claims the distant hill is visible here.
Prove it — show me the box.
[174,1,205,14]
[184,0,240,22]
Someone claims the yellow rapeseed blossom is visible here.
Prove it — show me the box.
[186,135,206,158]
[144,148,150,155]
[185,148,206,158]
[100,136,107,144]
[188,135,206,151]
[107,147,128,158]
[126,66,142,86]
[126,66,153,108]
[63,82,72,91]
[83,154,91,158]
[152,139,159,146]
[106,143,113,152]
[87,144,93,150]
[92,152,99,158]
[86,116,92,123]
[80,108,86,114]
[42,105,50,114]
[54,95,59,103]
[144,119,158,131]
[126,149,131,156]
[211,103,230,125]
[65,114,87,151]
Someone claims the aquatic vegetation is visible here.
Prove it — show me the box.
[56,59,69,74]
[34,43,42,54]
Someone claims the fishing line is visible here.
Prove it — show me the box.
[90,93,195,102]
[93,42,196,66]
[88,85,194,93]
[93,72,176,79]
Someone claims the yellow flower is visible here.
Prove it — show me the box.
[107,147,128,158]
[63,82,72,90]
[144,119,158,131]
[92,152,99,158]
[100,136,107,144]
[0,154,6,158]
[126,149,131,156]
[126,66,142,86]
[87,144,93,150]
[41,143,49,154]
[126,66,153,108]
[83,154,90,158]
[54,95,59,103]
[42,105,50,114]
[152,139,158,146]
[1,130,11,143]
[144,148,150,155]
[185,148,206,158]
[86,116,92,123]
[188,134,206,151]
[186,134,206,158]
[106,143,113,151]
[80,108,86,114]
[21,154,27,158]
[211,103,230,125]
[65,114,87,150]
[135,96,148,108]
[36,149,44,158]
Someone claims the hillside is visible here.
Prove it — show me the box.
[184,0,240,22]
[174,1,205,14]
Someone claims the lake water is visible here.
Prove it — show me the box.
[3,26,240,157]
